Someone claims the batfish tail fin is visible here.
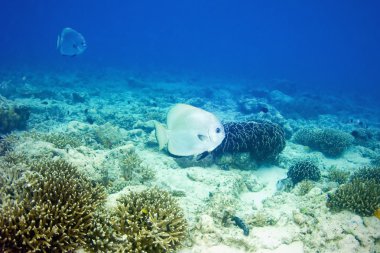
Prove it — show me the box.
[154,121,168,151]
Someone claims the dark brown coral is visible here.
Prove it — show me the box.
[0,160,106,252]
[113,188,188,253]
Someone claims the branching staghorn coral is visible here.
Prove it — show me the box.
[327,179,380,216]
[0,159,106,252]
[350,166,380,184]
[112,188,187,252]
[120,151,143,180]
[120,151,155,183]
[0,134,19,156]
[326,167,350,185]
[23,131,83,149]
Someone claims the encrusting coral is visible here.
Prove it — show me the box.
[0,159,106,252]
[112,187,187,253]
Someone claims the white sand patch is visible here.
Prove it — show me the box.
[241,166,287,209]
[256,241,304,253]
[253,225,300,249]
[180,245,248,253]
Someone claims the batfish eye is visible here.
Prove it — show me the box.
[216,127,221,133]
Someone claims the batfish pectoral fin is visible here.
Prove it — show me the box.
[197,134,209,141]
[195,151,210,161]
[57,35,60,49]
[154,121,168,151]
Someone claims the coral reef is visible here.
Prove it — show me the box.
[213,121,286,162]
[0,134,18,156]
[0,159,106,252]
[248,211,278,227]
[351,128,373,142]
[0,96,30,134]
[293,128,354,157]
[112,187,187,252]
[287,160,321,185]
[85,209,122,253]
[0,161,26,206]
[371,155,380,167]
[327,179,380,216]
[119,150,155,183]
[72,92,86,103]
[296,180,315,196]
[94,123,124,149]
[120,151,143,180]
[214,152,257,170]
[25,131,83,149]
[350,166,380,183]
[326,167,350,184]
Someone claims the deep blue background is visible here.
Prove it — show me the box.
[0,0,379,98]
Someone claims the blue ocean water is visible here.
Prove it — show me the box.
[1,1,380,252]
[1,0,379,101]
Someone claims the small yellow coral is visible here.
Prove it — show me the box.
[374,208,380,219]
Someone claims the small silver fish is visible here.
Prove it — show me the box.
[154,104,225,156]
[57,27,87,56]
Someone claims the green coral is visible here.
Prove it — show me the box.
[94,123,124,149]
[0,159,106,252]
[23,131,83,149]
[371,155,380,167]
[40,132,83,149]
[0,134,18,156]
[120,151,155,183]
[293,128,354,157]
[85,209,122,253]
[327,179,380,216]
[112,188,187,252]
[0,97,30,134]
[0,161,26,206]
[248,211,278,227]
[350,166,380,184]
[326,167,350,184]
[120,151,143,180]
[297,180,315,196]
[215,152,258,171]
[2,151,28,165]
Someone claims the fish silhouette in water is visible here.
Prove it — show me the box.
[57,27,87,56]
[154,104,225,157]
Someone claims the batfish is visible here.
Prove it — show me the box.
[57,27,87,56]
[154,103,225,156]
